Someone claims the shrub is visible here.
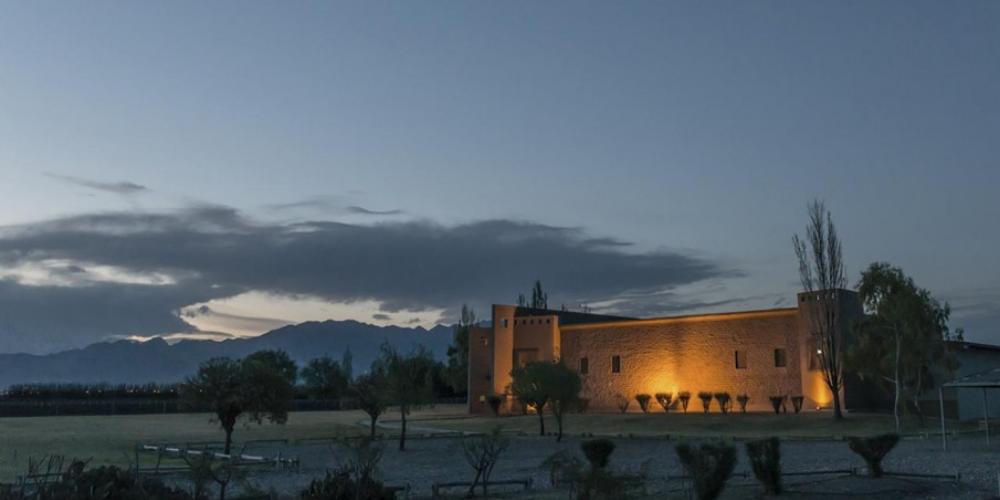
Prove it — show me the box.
[790,396,804,414]
[16,463,194,500]
[678,391,692,412]
[654,392,673,412]
[614,394,630,413]
[486,395,504,417]
[848,434,900,478]
[768,396,787,414]
[576,398,590,413]
[713,393,731,414]
[634,394,652,413]
[736,394,749,413]
[675,442,738,500]
[300,470,396,500]
[745,437,782,494]
[581,439,616,470]
[541,442,634,500]
[697,392,713,413]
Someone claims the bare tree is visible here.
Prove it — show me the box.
[461,425,511,498]
[793,200,847,420]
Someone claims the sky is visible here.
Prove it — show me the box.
[0,2,998,354]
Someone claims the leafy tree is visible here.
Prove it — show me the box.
[793,199,847,420]
[179,352,295,454]
[244,349,298,384]
[509,360,581,441]
[531,280,548,309]
[850,262,957,430]
[516,280,548,308]
[443,305,476,394]
[301,355,351,400]
[352,371,387,439]
[373,342,436,451]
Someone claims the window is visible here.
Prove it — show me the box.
[808,332,823,371]
[611,355,621,373]
[502,319,508,328]
[735,350,747,369]
[774,348,787,368]
[580,357,589,374]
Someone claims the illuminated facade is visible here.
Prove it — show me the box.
[467,289,868,414]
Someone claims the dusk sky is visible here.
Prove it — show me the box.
[1,2,998,354]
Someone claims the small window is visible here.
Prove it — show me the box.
[580,357,589,374]
[502,319,508,328]
[611,355,621,373]
[546,318,551,324]
[774,348,787,368]
[735,350,747,369]
[809,349,823,371]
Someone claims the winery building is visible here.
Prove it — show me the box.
[467,289,1000,419]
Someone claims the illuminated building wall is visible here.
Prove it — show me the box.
[469,289,865,414]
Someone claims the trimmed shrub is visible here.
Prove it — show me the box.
[486,395,504,417]
[655,392,673,412]
[769,396,787,414]
[736,394,750,413]
[675,442,738,500]
[848,434,900,478]
[790,396,804,414]
[678,391,692,413]
[634,394,652,413]
[697,392,713,413]
[614,393,630,413]
[746,437,782,494]
[713,393,731,414]
[581,439,616,470]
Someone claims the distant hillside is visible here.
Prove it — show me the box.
[0,320,453,387]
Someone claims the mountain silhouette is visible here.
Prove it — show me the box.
[0,320,453,387]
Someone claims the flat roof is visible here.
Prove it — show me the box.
[560,307,799,331]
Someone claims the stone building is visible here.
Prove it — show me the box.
[468,289,868,414]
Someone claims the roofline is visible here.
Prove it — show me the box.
[560,307,799,331]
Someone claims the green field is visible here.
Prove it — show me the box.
[0,405,973,482]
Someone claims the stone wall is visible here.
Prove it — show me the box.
[560,310,806,412]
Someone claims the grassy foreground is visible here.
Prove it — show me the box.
[0,405,972,481]
[402,407,971,439]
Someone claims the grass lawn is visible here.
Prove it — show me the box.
[0,410,367,482]
[0,405,974,482]
[396,405,976,440]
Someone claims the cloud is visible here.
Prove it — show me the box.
[45,173,148,195]
[0,206,736,352]
[268,197,402,216]
[345,206,403,216]
[372,313,391,321]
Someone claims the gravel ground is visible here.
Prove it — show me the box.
[227,432,1000,500]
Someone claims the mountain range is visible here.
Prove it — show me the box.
[0,320,454,388]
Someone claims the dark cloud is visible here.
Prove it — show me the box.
[268,197,402,216]
[45,173,148,195]
[0,206,736,352]
[345,206,404,216]
[372,313,391,321]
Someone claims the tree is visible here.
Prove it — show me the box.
[850,262,956,431]
[509,360,581,441]
[443,304,477,394]
[301,355,351,400]
[243,349,298,384]
[352,371,387,439]
[461,425,510,498]
[516,280,548,309]
[793,199,847,420]
[374,342,436,451]
[179,352,295,454]
[531,280,548,309]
